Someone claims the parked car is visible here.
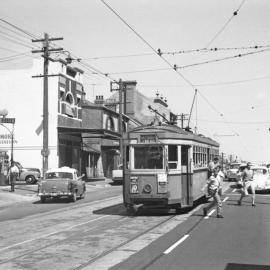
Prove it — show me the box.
[251,166,270,192]
[38,167,86,203]
[14,161,41,184]
[227,162,242,181]
[112,164,123,183]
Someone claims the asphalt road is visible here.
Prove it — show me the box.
[0,182,122,222]
[111,188,270,270]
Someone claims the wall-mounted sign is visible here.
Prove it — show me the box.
[0,134,17,144]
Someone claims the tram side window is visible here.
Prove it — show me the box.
[193,146,208,168]
[168,145,177,169]
[134,146,163,169]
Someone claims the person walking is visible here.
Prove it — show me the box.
[203,165,224,218]
[8,161,19,192]
[237,162,256,206]
[208,157,219,178]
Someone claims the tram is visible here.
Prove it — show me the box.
[122,123,219,211]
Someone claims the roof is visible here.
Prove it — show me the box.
[125,123,219,147]
[46,167,76,173]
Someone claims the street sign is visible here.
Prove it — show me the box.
[0,117,15,124]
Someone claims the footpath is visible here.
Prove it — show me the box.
[0,178,113,208]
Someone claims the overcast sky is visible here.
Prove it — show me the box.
[1,0,270,164]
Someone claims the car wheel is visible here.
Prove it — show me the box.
[80,191,85,199]
[40,196,46,203]
[71,191,77,202]
[25,175,36,184]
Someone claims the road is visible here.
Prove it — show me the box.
[112,188,270,270]
[0,182,122,222]
[0,182,269,270]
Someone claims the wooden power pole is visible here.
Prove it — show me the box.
[32,33,63,177]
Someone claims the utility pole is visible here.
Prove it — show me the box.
[110,79,125,162]
[178,113,189,129]
[32,33,63,177]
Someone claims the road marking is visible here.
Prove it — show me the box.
[204,209,215,219]
[232,189,236,193]
[163,234,190,254]
[0,215,110,252]
[223,196,229,202]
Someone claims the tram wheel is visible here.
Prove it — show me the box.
[125,204,138,215]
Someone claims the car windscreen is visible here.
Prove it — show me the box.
[253,169,267,175]
[45,172,73,179]
[230,164,240,169]
[134,145,163,169]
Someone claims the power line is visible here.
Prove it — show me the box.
[161,45,270,56]
[107,48,270,75]
[205,0,247,48]
[138,75,270,88]
[0,18,40,40]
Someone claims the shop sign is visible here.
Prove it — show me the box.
[0,133,17,144]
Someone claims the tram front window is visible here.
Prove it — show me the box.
[134,146,163,169]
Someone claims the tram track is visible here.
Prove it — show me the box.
[71,213,178,270]
[0,201,181,270]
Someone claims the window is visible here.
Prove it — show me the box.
[134,145,163,169]
[168,145,178,169]
[193,145,209,168]
[106,116,115,131]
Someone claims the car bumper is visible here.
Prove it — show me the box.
[38,192,72,197]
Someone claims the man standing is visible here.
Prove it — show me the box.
[203,165,224,218]
[208,157,219,178]
[9,161,19,192]
[238,162,255,206]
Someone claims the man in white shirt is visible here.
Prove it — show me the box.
[9,161,19,192]
[203,165,224,218]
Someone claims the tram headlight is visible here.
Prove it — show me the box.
[130,176,138,194]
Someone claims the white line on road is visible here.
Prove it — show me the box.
[223,197,229,202]
[232,189,236,193]
[163,234,190,254]
[0,215,110,252]
[204,209,215,219]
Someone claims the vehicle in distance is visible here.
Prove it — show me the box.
[112,164,123,183]
[251,166,270,192]
[227,162,242,181]
[14,161,41,184]
[38,167,86,203]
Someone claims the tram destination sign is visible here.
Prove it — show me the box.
[0,117,15,124]
[140,134,156,143]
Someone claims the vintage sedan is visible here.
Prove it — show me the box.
[227,162,242,181]
[252,166,270,192]
[38,167,86,203]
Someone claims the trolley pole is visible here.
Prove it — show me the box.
[32,33,63,177]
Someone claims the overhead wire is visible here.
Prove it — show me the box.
[100,0,250,152]
[205,0,247,48]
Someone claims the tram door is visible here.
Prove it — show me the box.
[181,145,193,206]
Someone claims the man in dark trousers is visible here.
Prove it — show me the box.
[9,161,19,192]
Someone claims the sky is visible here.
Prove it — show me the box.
[0,0,270,164]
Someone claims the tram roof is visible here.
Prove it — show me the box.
[125,123,219,147]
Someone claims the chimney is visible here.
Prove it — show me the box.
[94,95,104,105]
